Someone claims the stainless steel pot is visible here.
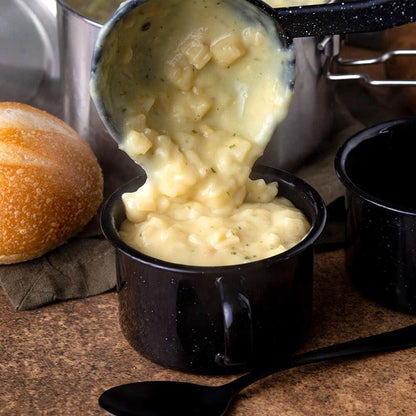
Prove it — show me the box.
[259,35,334,168]
[0,0,60,114]
[57,0,142,196]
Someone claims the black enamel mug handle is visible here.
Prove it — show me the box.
[216,276,254,366]
[255,0,416,38]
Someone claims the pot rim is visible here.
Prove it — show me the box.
[100,166,327,274]
[334,117,416,217]
[56,0,103,28]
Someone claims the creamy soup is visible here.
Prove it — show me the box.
[66,0,327,24]
[93,0,310,266]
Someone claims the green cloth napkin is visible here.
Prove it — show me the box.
[0,237,116,310]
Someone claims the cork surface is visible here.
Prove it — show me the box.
[1,249,416,416]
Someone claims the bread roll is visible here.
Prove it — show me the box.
[383,24,416,115]
[0,102,103,264]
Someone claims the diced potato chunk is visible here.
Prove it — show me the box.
[124,130,153,156]
[209,228,240,249]
[181,38,212,69]
[185,149,208,177]
[153,134,175,159]
[155,159,198,197]
[165,60,195,91]
[172,91,212,122]
[152,140,198,197]
[246,179,278,203]
[122,183,158,222]
[146,216,169,232]
[137,96,155,113]
[210,35,246,67]
[273,216,309,243]
[188,92,213,121]
[143,127,158,140]
[163,226,187,244]
[171,94,189,123]
[157,196,171,212]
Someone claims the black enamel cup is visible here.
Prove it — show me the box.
[101,166,326,373]
[335,118,416,314]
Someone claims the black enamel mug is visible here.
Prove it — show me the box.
[101,166,326,373]
[335,118,416,314]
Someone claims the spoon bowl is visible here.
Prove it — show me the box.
[99,323,416,416]
[100,382,234,416]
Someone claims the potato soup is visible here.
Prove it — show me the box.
[93,0,311,266]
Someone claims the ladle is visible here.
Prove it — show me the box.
[99,323,416,416]
[252,0,416,38]
[90,0,416,145]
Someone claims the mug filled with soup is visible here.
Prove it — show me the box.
[93,0,327,372]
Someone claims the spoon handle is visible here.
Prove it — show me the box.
[229,323,416,393]
[271,0,416,39]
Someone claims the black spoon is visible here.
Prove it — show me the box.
[99,323,416,416]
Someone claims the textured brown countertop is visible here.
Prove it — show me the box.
[2,249,416,416]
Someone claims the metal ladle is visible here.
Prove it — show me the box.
[99,323,416,416]
[90,0,416,145]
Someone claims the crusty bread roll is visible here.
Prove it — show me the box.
[0,102,103,264]
[383,24,416,115]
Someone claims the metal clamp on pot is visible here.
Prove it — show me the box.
[320,34,416,86]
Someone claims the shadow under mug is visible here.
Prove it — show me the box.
[101,166,326,373]
[335,118,416,314]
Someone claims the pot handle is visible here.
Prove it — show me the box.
[270,0,416,39]
[215,276,254,367]
[328,52,416,86]
[319,35,416,86]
